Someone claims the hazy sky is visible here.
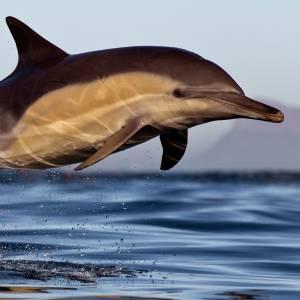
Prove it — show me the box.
[0,1,298,171]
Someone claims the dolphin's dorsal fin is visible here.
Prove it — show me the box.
[6,16,68,69]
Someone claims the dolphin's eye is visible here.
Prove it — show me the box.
[173,88,185,98]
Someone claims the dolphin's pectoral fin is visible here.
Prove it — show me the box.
[160,129,188,171]
[75,119,149,171]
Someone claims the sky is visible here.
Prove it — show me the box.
[0,1,298,171]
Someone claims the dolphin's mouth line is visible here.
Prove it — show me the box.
[180,90,283,122]
[208,95,284,123]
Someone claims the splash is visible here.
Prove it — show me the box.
[0,260,135,283]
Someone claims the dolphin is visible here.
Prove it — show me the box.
[0,16,284,171]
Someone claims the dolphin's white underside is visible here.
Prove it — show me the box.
[0,72,181,169]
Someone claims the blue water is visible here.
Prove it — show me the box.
[0,172,299,299]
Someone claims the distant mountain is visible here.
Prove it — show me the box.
[190,104,300,171]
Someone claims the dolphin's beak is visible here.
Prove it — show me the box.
[207,92,284,123]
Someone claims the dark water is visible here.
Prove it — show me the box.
[0,171,300,299]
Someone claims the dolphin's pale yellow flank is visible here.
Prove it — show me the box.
[0,17,284,171]
[1,72,180,168]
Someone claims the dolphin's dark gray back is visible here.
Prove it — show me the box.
[0,17,243,134]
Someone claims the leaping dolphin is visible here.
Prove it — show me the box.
[0,17,284,171]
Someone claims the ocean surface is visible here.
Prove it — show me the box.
[0,171,299,299]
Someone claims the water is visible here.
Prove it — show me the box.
[0,171,299,299]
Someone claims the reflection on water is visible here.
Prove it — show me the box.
[0,171,299,299]
[221,291,268,300]
[0,286,269,300]
[0,285,75,294]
